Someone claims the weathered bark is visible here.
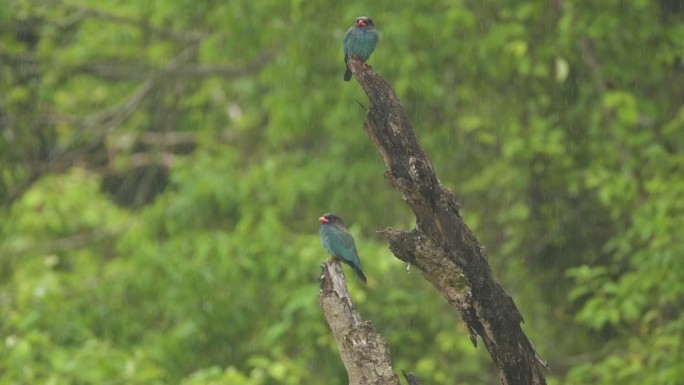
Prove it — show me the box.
[348,58,549,385]
[318,260,400,385]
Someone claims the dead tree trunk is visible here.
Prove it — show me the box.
[346,58,549,385]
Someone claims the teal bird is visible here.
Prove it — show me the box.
[319,213,367,284]
[343,16,379,81]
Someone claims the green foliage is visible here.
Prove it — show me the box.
[1,0,684,384]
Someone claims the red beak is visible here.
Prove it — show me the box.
[357,19,366,27]
[318,216,329,223]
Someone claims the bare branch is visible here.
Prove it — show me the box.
[62,3,203,43]
[2,227,123,260]
[72,52,274,81]
[318,260,400,385]
[349,58,549,385]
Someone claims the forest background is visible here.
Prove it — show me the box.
[1,0,683,384]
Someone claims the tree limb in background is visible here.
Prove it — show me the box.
[318,261,400,385]
[348,58,549,385]
[61,3,204,44]
[1,4,273,207]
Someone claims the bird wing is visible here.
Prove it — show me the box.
[323,228,359,264]
[336,228,357,251]
[328,227,361,265]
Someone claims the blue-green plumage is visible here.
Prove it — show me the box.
[319,213,367,284]
[343,16,379,81]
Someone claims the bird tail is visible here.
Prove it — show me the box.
[344,67,352,81]
[353,264,367,285]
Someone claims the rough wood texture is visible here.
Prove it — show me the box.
[349,59,549,385]
[318,261,401,385]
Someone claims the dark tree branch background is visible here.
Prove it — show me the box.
[2,1,684,385]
